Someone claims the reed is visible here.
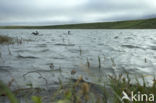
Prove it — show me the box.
[87,57,90,68]
[79,46,82,56]
[111,57,116,67]
[8,46,12,55]
[0,80,19,103]
[98,56,101,70]
[0,51,1,58]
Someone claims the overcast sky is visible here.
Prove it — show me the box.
[0,0,156,26]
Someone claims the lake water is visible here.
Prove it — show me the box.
[0,29,156,89]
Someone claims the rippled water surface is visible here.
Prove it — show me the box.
[0,29,156,88]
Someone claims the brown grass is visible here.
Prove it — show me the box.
[0,35,13,44]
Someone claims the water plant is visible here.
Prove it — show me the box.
[79,46,82,56]
[0,51,1,58]
[98,56,101,71]
[87,57,90,68]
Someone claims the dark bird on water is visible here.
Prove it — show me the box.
[32,31,39,35]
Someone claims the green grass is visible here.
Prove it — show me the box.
[1,18,156,29]
[0,80,19,103]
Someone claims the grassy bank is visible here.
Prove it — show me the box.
[0,18,156,29]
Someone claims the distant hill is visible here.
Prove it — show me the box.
[1,18,156,29]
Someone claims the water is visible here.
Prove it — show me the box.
[0,29,156,89]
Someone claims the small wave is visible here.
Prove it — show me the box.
[36,44,47,47]
[54,43,75,46]
[17,54,39,59]
[67,49,79,53]
[52,57,65,59]
[15,49,31,53]
[114,36,119,39]
[121,45,140,49]
[0,66,13,72]
[124,37,134,40]
[149,46,156,50]
[40,49,49,52]
[98,43,104,46]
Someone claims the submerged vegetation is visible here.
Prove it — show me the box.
[0,18,156,29]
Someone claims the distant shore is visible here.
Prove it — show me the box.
[0,18,156,29]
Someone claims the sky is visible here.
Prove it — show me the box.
[0,0,156,26]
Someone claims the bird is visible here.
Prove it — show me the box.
[32,31,39,35]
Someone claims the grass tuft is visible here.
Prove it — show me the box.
[0,35,13,44]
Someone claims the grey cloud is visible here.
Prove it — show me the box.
[0,0,156,25]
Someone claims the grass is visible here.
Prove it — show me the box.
[0,72,156,103]
[108,74,156,103]
[0,35,13,44]
[0,35,32,45]
[0,18,156,29]
[0,80,19,103]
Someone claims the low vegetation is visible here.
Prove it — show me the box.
[0,35,31,44]
[0,72,156,103]
[0,35,13,44]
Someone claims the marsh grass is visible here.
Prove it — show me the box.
[79,46,82,56]
[98,56,101,70]
[87,57,90,68]
[0,35,13,44]
[1,72,156,103]
[108,73,156,103]
[0,80,19,103]
[0,35,25,45]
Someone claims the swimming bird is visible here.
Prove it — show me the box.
[32,31,39,35]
